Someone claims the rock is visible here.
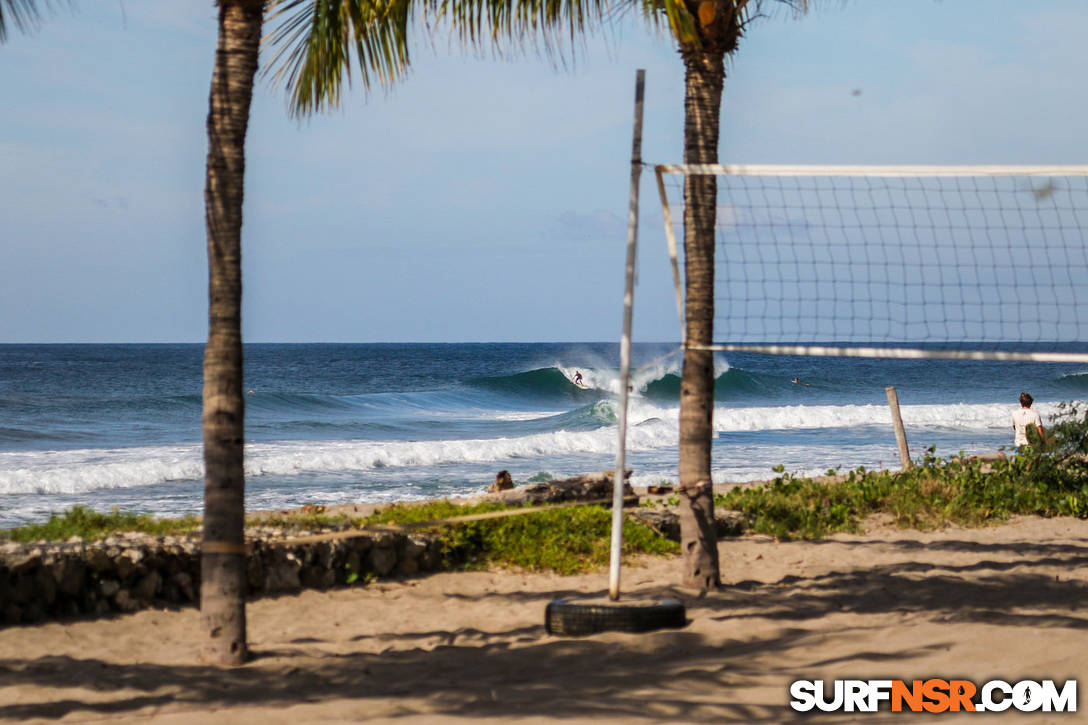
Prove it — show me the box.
[488,470,514,493]
[34,567,57,606]
[132,570,162,601]
[99,579,121,599]
[6,550,42,575]
[395,557,419,576]
[403,536,429,560]
[344,549,363,583]
[84,547,113,573]
[246,548,266,592]
[714,510,748,537]
[3,604,22,626]
[53,557,87,597]
[418,543,441,572]
[370,531,395,549]
[116,549,145,580]
[627,509,680,541]
[9,573,36,605]
[114,589,138,612]
[171,572,195,602]
[368,545,397,577]
[21,601,45,623]
[265,552,302,593]
[300,553,336,589]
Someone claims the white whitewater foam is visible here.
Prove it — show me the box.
[2,401,1072,497]
[0,446,203,495]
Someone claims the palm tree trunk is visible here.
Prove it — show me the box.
[201,0,262,666]
[677,46,724,590]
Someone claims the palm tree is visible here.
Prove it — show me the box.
[267,0,806,590]
[0,0,258,665]
[200,0,419,666]
[668,0,807,589]
[200,0,264,665]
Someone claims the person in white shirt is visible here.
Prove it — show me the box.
[1011,392,1044,448]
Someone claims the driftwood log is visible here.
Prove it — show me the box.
[485,470,636,507]
[627,508,747,541]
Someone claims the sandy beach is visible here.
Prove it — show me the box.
[2,515,1086,724]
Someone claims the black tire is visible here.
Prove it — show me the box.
[545,597,686,637]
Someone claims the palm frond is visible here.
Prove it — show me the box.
[0,0,71,43]
[426,0,612,59]
[263,0,414,117]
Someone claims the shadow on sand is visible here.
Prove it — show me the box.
[2,536,1086,723]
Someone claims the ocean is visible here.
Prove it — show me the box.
[2,343,1086,528]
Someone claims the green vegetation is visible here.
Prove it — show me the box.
[364,500,678,575]
[720,403,1088,540]
[0,506,200,543]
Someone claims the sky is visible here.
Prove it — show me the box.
[2,1,1088,343]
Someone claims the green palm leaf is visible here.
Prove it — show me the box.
[0,0,71,42]
[264,0,414,116]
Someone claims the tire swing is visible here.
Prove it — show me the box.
[545,597,686,637]
[544,70,686,639]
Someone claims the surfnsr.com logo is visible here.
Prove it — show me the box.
[789,679,1077,713]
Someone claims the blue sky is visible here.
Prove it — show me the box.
[2,1,1087,343]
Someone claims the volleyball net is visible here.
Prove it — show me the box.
[653,164,1088,363]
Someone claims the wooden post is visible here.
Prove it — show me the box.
[609,69,645,602]
[885,386,911,470]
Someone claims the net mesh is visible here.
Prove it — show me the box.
[654,165,1088,361]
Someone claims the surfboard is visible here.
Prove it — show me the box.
[572,380,589,390]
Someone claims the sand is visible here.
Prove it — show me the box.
[2,515,1087,724]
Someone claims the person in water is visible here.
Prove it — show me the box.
[1012,391,1045,449]
[573,371,584,386]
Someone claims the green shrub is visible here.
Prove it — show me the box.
[1,506,200,543]
[366,501,677,574]
[718,403,1088,540]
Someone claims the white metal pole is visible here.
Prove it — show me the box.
[609,69,645,601]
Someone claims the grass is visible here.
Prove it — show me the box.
[364,500,678,575]
[0,506,201,543]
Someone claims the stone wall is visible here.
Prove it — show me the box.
[1,473,716,628]
[0,527,442,627]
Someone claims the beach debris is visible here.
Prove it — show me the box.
[627,508,747,542]
[487,470,636,507]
